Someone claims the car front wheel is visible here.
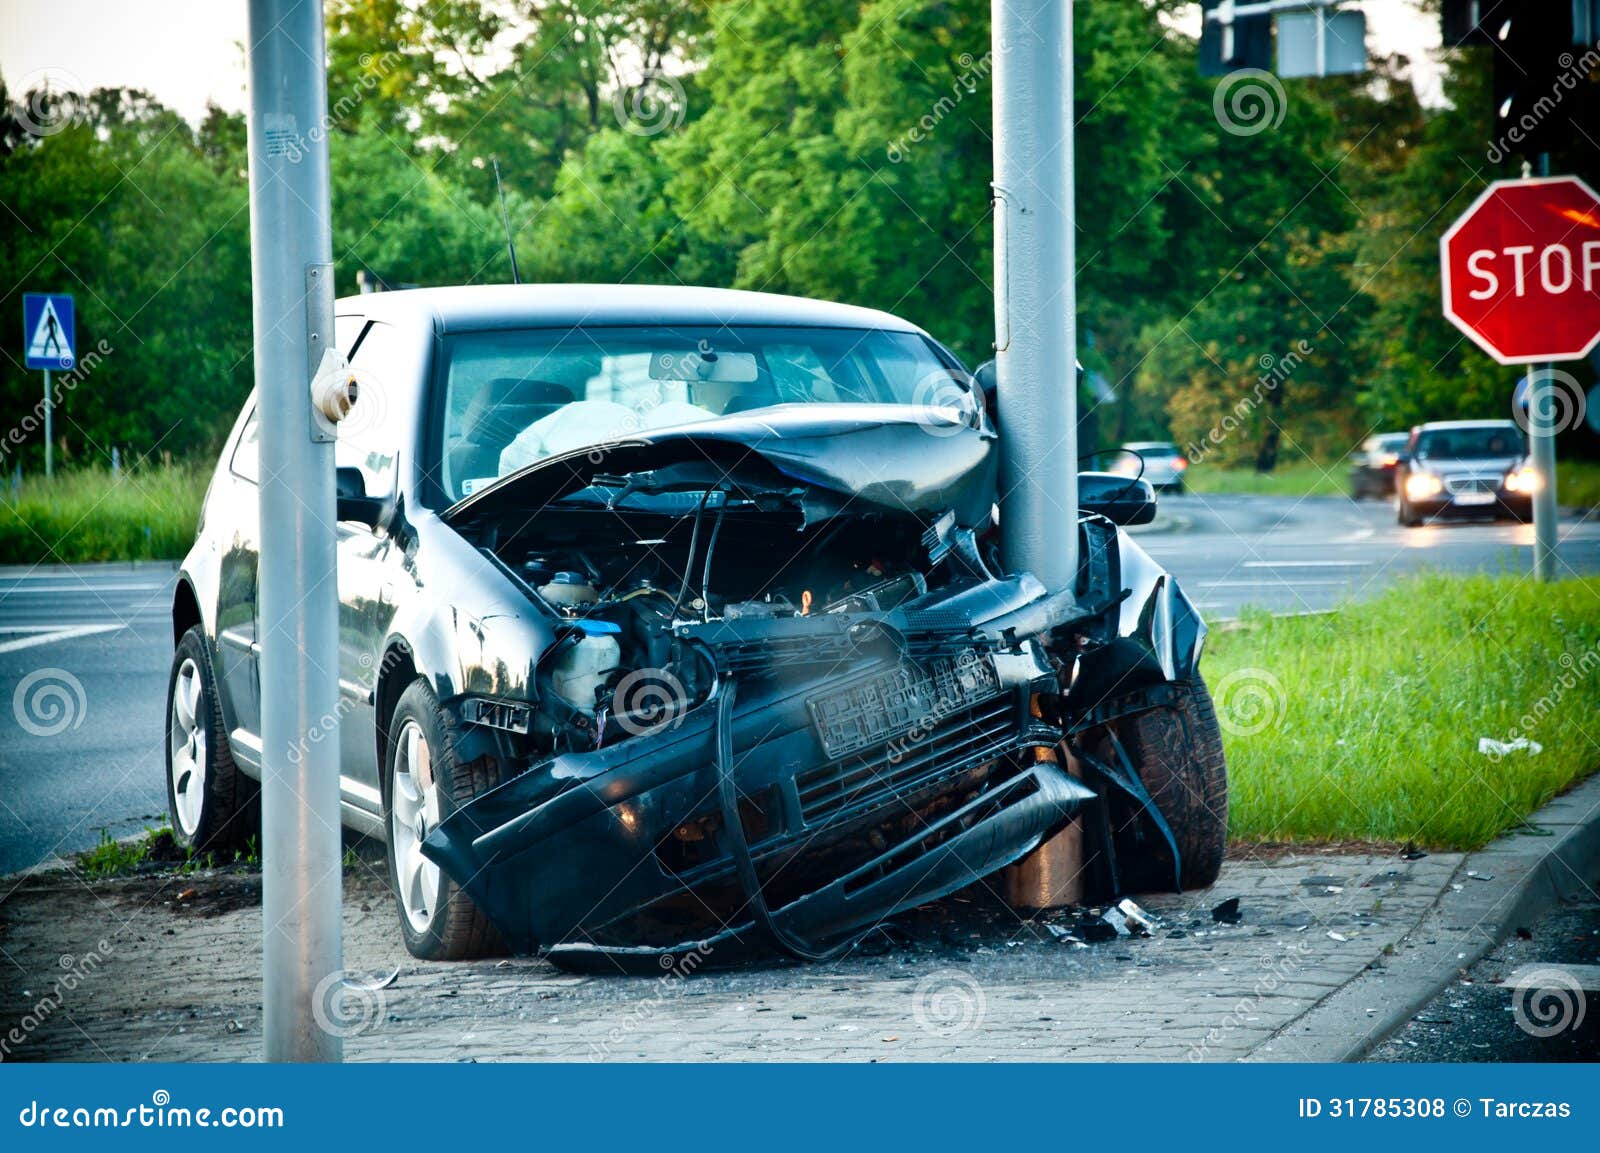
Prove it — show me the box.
[1396,492,1422,527]
[1093,675,1228,892]
[165,626,258,853]
[383,679,504,960]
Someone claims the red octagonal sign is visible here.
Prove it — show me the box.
[1440,176,1600,365]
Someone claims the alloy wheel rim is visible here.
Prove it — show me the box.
[168,657,208,837]
[390,719,441,933]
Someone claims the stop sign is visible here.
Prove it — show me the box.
[1440,176,1600,365]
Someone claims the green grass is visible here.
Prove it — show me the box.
[1185,457,1600,508]
[1183,461,1343,497]
[1558,459,1600,511]
[0,463,205,564]
[1207,573,1600,849]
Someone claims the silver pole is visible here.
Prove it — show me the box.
[42,369,51,478]
[245,0,343,1061]
[1531,152,1559,581]
[993,0,1078,591]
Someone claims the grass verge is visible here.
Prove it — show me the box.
[1186,457,1600,509]
[1206,573,1600,849]
[0,463,204,564]
[1183,461,1343,497]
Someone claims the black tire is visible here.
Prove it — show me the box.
[1397,494,1421,527]
[382,679,504,961]
[1102,675,1228,892]
[164,626,259,853]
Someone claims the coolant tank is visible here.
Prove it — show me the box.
[551,631,621,713]
[539,572,598,607]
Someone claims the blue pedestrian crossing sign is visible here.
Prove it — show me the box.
[23,292,75,370]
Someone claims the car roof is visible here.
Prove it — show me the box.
[338,283,930,337]
[1414,419,1520,432]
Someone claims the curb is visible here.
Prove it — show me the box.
[1250,771,1600,1062]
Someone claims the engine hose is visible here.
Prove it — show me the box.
[712,678,859,962]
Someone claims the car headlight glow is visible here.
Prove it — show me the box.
[1504,467,1542,494]
[1404,472,1443,500]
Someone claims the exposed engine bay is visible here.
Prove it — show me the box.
[424,442,1212,970]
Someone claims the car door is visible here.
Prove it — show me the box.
[333,318,412,810]
[215,406,263,752]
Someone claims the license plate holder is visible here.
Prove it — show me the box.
[1453,490,1495,506]
[807,653,999,760]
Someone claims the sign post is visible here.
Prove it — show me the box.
[23,292,75,477]
[245,0,343,1061]
[1439,174,1600,580]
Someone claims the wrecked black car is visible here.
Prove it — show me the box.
[167,284,1225,967]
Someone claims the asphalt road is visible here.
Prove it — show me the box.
[1367,874,1600,1061]
[2,493,1598,876]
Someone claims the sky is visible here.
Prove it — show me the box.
[0,0,1445,125]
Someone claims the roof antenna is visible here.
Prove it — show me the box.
[492,157,522,284]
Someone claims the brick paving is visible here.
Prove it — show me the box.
[0,847,1461,1062]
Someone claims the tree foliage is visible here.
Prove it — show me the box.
[0,1,1572,474]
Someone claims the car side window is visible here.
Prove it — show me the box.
[336,320,408,499]
[230,407,260,483]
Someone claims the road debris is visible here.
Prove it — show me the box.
[1211,897,1242,924]
[1477,736,1542,757]
[1115,897,1159,936]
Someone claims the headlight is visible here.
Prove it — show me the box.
[1404,472,1442,500]
[1504,467,1542,493]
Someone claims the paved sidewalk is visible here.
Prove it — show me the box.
[1,847,1461,1062]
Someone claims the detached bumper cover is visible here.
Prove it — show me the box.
[422,602,1096,961]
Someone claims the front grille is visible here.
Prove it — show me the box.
[1445,474,1500,496]
[796,694,1017,827]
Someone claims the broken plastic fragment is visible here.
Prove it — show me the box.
[1477,736,1542,757]
[1211,897,1242,924]
[1116,897,1159,935]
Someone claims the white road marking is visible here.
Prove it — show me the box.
[0,623,125,654]
[1240,559,1373,568]
[1197,578,1353,588]
[0,582,166,594]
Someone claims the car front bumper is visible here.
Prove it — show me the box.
[423,616,1095,965]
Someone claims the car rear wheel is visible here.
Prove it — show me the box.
[383,679,504,960]
[165,626,258,853]
[1099,675,1228,892]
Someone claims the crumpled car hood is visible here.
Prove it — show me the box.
[442,403,998,528]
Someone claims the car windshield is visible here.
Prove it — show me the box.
[1415,427,1524,459]
[436,325,963,502]
[1376,434,1408,452]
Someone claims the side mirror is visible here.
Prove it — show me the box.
[973,359,998,417]
[1078,470,1157,526]
[336,466,386,528]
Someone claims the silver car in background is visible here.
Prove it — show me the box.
[1115,441,1189,493]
